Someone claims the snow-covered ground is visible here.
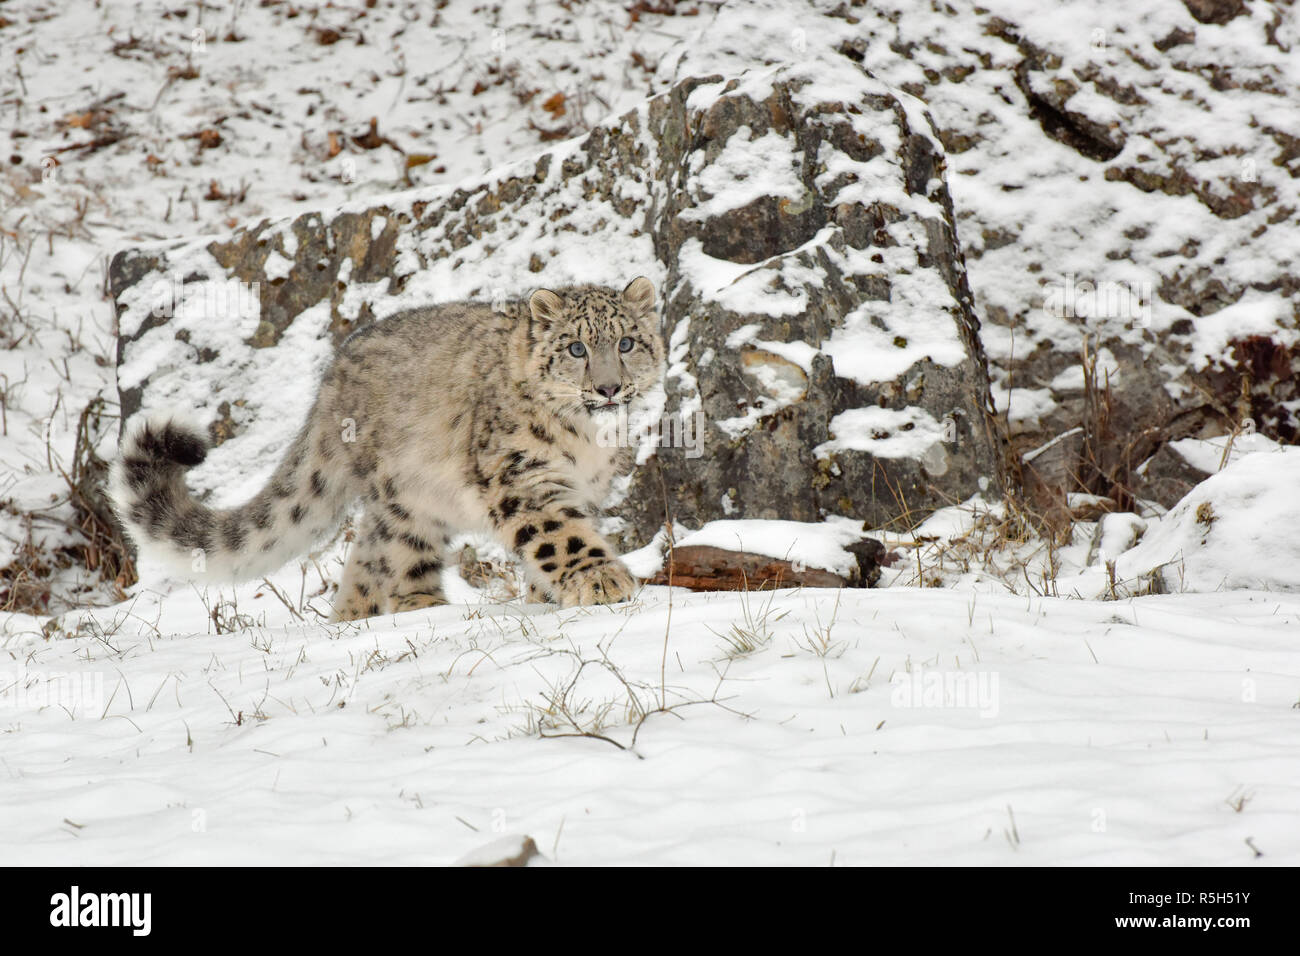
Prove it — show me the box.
[2,575,1297,865]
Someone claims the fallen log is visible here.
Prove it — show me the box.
[646,540,891,592]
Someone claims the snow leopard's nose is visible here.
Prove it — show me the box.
[595,383,620,400]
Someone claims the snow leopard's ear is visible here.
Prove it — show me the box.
[528,289,565,328]
[621,276,655,315]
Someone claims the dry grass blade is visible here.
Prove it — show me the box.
[708,580,788,659]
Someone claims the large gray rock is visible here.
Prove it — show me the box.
[109,59,1004,549]
[815,2,1300,509]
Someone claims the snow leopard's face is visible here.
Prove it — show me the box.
[524,278,666,425]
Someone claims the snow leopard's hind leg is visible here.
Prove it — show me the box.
[332,502,452,620]
[333,514,386,621]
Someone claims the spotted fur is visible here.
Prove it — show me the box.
[111,277,666,620]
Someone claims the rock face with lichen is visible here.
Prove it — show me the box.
[108,58,1004,550]
[750,0,1300,514]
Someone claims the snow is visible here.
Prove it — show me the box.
[3,578,1298,866]
[820,248,969,387]
[725,324,763,349]
[679,127,804,222]
[672,517,868,577]
[991,383,1058,430]
[1186,293,1299,372]
[1113,449,1300,593]
[1169,433,1285,475]
[261,250,294,283]
[677,239,811,319]
[815,406,946,461]
[1096,512,1147,565]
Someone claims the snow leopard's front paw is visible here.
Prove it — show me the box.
[554,559,638,607]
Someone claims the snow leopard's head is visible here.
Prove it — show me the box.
[520,277,666,424]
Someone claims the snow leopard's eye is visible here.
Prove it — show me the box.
[568,342,587,358]
[618,336,634,353]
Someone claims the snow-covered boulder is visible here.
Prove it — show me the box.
[1114,447,1300,592]
[746,0,1300,508]
[108,57,1005,547]
[1133,432,1287,505]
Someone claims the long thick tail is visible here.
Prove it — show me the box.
[110,415,353,581]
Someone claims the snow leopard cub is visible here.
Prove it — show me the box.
[112,277,666,620]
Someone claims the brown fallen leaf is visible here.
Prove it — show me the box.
[351,117,400,152]
[541,92,566,117]
[529,120,573,142]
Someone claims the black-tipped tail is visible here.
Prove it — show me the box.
[129,420,209,469]
[111,414,351,582]
[111,417,216,558]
